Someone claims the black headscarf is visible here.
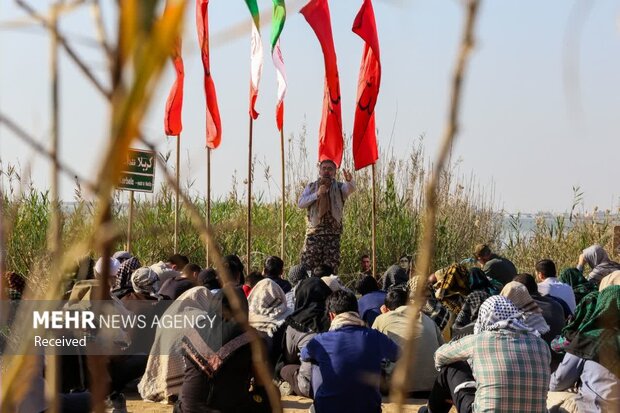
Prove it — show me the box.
[285,277,332,333]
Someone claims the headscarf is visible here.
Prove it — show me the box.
[131,267,160,295]
[114,257,142,290]
[474,295,538,336]
[599,270,620,291]
[582,244,620,283]
[287,264,309,287]
[285,277,332,333]
[500,281,549,335]
[181,287,252,379]
[94,257,121,277]
[382,264,409,291]
[433,263,470,314]
[112,251,132,262]
[248,278,292,337]
[564,285,620,378]
[329,311,365,331]
[5,271,26,300]
[138,286,213,402]
[321,275,346,292]
[559,267,597,304]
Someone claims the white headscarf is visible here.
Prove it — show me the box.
[248,278,292,337]
[474,295,539,336]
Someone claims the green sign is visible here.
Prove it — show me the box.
[118,148,156,193]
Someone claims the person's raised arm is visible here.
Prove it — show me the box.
[341,169,356,199]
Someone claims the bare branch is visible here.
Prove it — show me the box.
[0,112,98,193]
[14,0,112,100]
[390,0,482,410]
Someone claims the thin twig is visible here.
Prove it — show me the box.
[90,0,114,70]
[0,112,98,193]
[390,0,481,411]
[14,0,112,100]
[140,134,284,412]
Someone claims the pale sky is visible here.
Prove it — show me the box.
[1,0,619,214]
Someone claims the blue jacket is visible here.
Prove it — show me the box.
[301,325,399,413]
[358,291,387,326]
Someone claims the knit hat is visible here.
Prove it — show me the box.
[287,264,309,287]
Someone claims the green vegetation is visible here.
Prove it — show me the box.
[2,139,617,291]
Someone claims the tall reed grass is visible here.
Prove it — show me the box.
[9,132,617,288]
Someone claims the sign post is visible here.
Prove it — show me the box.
[614,226,620,258]
[118,148,156,252]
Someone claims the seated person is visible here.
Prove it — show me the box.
[356,275,387,326]
[419,295,550,413]
[372,288,442,393]
[159,263,200,300]
[536,259,576,314]
[175,287,255,413]
[577,244,620,285]
[549,285,620,413]
[473,243,517,286]
[301,290,399,413]
[263,255,292,293]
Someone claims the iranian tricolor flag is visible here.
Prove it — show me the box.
[271,0,287,131]
[244,0,264,120]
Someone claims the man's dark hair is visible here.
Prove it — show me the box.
[182,263,202,277]
[513,273,538,295]
[535,259,556,278]
[223,254,245,285]
[356,275,379,296]
[167,254,189,269]
[473,244,492,259]
[384,288,408,311]
[326,290,358,315]
[246,271,265,288]
[264,256,284,278]
[360,254,370,260]
[313,264,333,278]
[198,268,220,290]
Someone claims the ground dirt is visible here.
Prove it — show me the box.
[126,394,434,412]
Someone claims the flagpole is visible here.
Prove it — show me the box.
[174,133,181,253]
[280,127,286,260]
[127,190,134,253]
[247,116,253,268]
[206,148,211,266]
[371,163,377,278]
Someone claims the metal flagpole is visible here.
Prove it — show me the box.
[371,163,377,277]
[247,117,253,267]
[280,128,286,260]
[174,133,181,253]
[206,148,212,266]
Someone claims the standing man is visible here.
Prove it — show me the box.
[360,254,372,277]
[298,159,355,273]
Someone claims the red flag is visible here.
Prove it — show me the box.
[196,0,222,149]
[300,0,343,167]
[164,40,184,136]
[352,0,381,170]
